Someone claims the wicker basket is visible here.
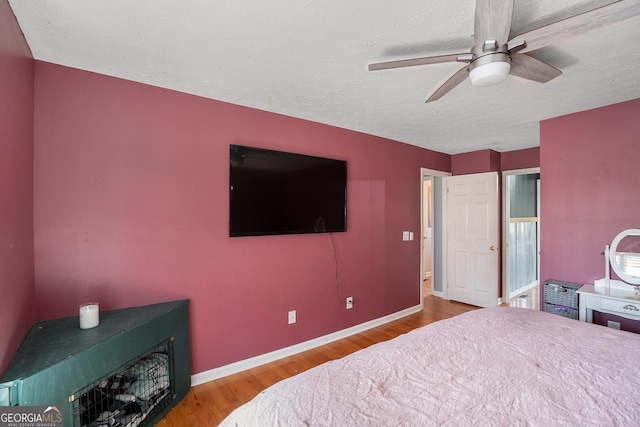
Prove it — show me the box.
[544,303,579,320]
[543,280,583,308]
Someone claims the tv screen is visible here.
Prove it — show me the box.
[229,144,347,237]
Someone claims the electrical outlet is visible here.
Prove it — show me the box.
[346,297,353,310]
[288,310,296,324]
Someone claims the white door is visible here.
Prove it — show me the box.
[445,172,499,307]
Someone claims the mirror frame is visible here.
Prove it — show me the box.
[610,229,640,286]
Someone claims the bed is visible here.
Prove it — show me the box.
[219,307,640,426]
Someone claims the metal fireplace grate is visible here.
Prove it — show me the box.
[72,338,175,427]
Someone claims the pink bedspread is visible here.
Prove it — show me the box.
[219,307,640,426]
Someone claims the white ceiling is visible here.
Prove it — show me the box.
[8,0,640,154]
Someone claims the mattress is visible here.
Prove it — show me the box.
[219,307,640,426]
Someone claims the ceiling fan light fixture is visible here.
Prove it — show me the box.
[469,61,511,87]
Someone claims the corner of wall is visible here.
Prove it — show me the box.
[0,0,36,376]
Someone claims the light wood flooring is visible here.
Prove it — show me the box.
[506,285,539,310]
[158,284,538,426]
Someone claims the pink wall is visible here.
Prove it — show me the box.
[451,147,540,175]
[540,98,640,286]
[33,62,450,373]
[451,149,501,175]
[501,147,540,171]
[0,0,35,376]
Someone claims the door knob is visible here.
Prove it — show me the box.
[490,245,497,251]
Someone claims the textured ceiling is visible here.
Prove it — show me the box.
[8,0,640,154]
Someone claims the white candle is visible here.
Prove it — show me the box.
[79,302,99,329]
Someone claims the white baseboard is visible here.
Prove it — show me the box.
[431,289,444,298]
[191,304,423,386]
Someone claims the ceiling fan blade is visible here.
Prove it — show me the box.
[509,53,562,83]
[511,0,640,54]
[474,0,515,47]
[426,66,469,103]
[369,53,469,71]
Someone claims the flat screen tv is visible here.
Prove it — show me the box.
[229,144,347,237]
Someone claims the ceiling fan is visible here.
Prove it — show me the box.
[368,0,640,103]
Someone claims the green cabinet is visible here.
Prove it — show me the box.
[0,300,190,426]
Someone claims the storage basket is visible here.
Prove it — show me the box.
[544,303,579,320]
[543,280,583,308]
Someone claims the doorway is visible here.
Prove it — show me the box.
[422,178,432,295]
[502,168,541,301]
[420,168,450,300]
[422,170,502,307]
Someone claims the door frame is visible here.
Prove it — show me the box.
[501,167,540,302]
[420,168,451,302]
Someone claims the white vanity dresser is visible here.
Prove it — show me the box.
[578,280,640,323]
[578,229,640,324]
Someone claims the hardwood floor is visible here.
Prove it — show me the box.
[158,287,537,426]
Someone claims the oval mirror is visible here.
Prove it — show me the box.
[610,229,640,286]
